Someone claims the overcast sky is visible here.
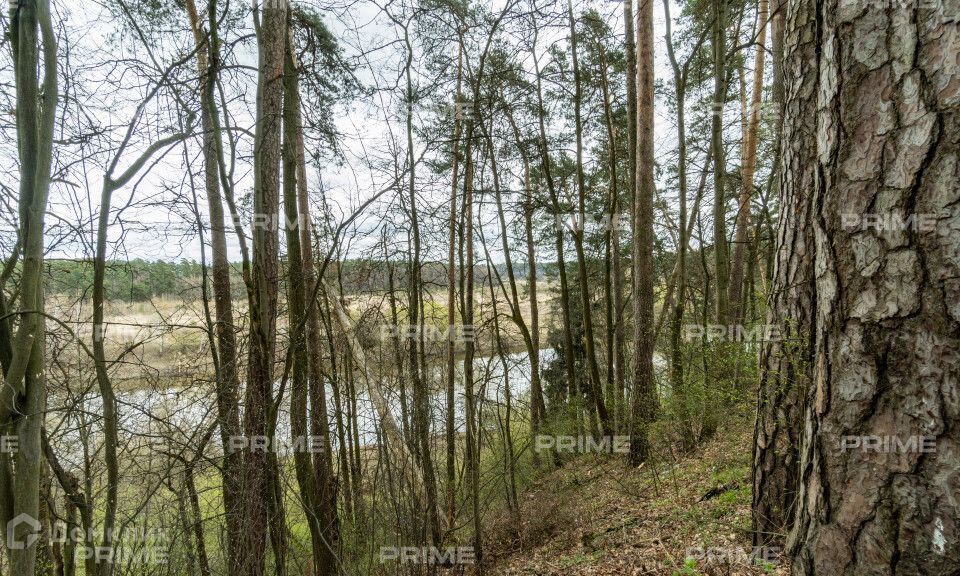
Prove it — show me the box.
[16,0,757,265]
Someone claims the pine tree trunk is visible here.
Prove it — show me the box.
[236,3,286,574]
[663,0,693,450]
[568,0,613,438]
[751,0,802,548]
[711,0,730,323]
[623,0,638,428]
[532,43,578,405]
[629,0,657,465]
[727,0,767,324]
[772,1,960,573]
[445,43,464,526]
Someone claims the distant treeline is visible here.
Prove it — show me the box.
[43,259,212,302]
[40,258,560,302]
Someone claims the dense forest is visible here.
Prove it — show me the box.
[0,0,957,575]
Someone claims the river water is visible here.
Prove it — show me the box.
[46,349,556,464]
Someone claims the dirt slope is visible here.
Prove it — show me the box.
[484,411,790,576]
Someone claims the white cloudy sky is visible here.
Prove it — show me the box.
[3,0,760,265]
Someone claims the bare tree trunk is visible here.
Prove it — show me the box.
[182,2,244,566]
[281,20,333,575]
[727,0,767,324]
[445,43,464,528]
[42,437,90,576]
[711,0,730,323]
[629,0,656,466]
[0,2,56,575]
[568,0,612,438]
[505,108,547,445]
[386,262,411,442]
[296,82,340,576]
[621,0,638,433]
[663,0,693,450]
[90,63,190,576]
[532,36,578,406]
[266,449,288,576]
[777,1,960,573]
[624,0,637,211]
[461,110,484,569]
[484,258,518,514]
[402,26,441,545]
[236,3,286,574]
[320,293,353,524]
[480,119,541,455]
[598,45,626,433]
[91,184,121,576]
[185,462,212,576]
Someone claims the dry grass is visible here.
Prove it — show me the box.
[484,409,789,576]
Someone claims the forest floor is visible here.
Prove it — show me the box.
[483,408,789,576]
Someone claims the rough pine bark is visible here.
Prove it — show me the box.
[773,0,960,573]
[751,0,812,546]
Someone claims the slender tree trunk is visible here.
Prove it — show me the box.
[654,148,712,342]
[598,45,624,431]
[0,3,56,575]
[568,0,612,438]
[624,0,637,212]
[236,3,286,574]
[711,0,730,323]
[663,0,693,450]
[461,110,484,569]
[321,293,353,524]
[387,263,411,443]
[532,38,578,406]
[525,190,545,446]
[505,108,547,441]
[402,28,441,544]
[727,0,767,324]
[91,188,121,576]
[185,463,212,576]
[629,0,656,466]
[90,76,190,576]
[266,449,288,576]
[486,261,518,514]
[481,120,542,458]
[281,22,338,576]
[63,478,78,576]
[620,0,638,433]
[445,43,464,528]
[294,74,340,576]
[182,2,244,566]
